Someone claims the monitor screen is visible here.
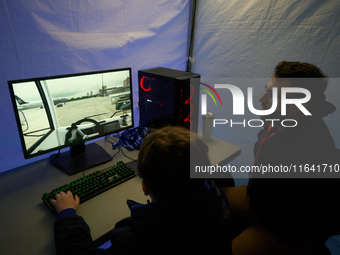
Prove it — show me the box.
[8,67,134,174]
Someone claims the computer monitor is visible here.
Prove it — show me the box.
[8,67,134,174]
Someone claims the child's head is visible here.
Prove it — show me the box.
[137,126,210,201]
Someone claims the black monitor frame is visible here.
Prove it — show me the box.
[8,67,134,174]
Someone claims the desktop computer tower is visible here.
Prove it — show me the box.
[138,67,200,133]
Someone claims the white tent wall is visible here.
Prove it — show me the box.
[192,0,340,253]
[193,0,340,173]
[0,0,190,173]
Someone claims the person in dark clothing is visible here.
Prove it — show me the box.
[250,61,340,239]
[227,61,340,255]
[51,126,235,255]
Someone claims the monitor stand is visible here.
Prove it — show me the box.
[50,142,112,175]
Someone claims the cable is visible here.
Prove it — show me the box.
[112,146,122,159]
[105,132,122,144]
[51,149,61,160]
[120,146,137,162]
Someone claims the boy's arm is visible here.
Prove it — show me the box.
[54,214,100,255]
[51,191,101,255]
[223,185,253,226]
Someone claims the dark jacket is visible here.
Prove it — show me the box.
[249,116,340,241]
[54,181,234,255]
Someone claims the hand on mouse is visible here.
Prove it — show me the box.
[50,191,80,214]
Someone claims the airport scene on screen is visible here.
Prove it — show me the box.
[9,68,133,159]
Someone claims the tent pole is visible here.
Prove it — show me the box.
[186,0,198,72]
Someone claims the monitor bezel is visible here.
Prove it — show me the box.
[8,67,134,160]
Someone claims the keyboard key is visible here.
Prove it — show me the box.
[42,161,136,215]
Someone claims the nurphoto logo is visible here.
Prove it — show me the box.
[200,83,311,128]
[200,82,223,115]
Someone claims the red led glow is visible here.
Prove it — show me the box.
[184,84,194,130]
[140,76,151,92]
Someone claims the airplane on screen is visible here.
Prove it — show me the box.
[15,96,43,109]
[15,95,69,109]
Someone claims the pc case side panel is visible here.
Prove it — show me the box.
[138,73,178,128]
[138,68,200,132]
[189,76,200,133]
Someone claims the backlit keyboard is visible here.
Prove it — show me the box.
[42,160,136,214]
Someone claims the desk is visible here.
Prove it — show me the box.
[0,135,240,255]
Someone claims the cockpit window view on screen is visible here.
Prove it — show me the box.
[10,69,133,158]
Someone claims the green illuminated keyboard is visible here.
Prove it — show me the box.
[42,160,136,215]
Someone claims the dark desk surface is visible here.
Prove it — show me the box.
[0,135,240,255]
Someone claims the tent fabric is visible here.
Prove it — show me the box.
[193,0,340,78]
[1,0,340,175]
[192,1,340,252]
[0,0,190,172]
[192,0,340,147]
[0,0,340,252]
